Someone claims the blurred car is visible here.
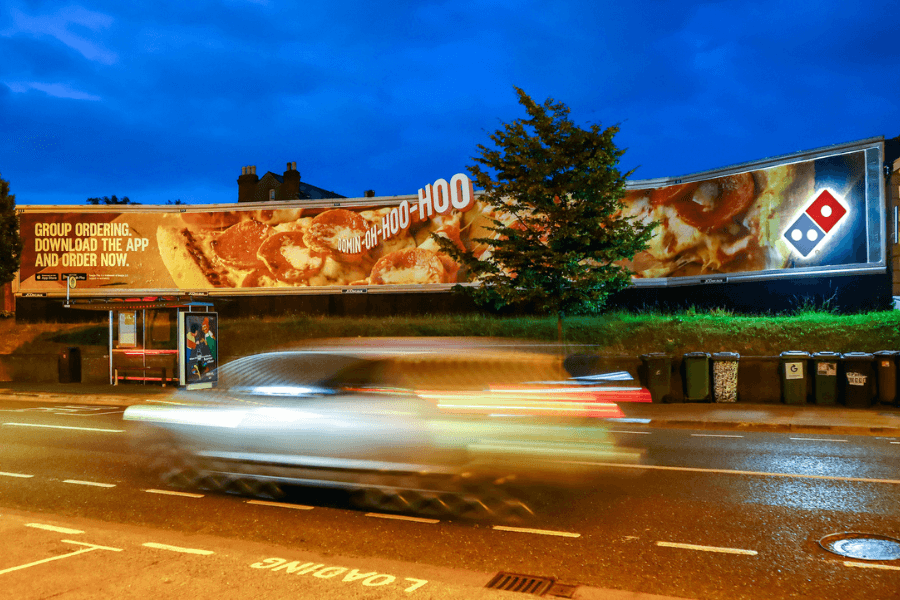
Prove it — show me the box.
[123,350,642,517]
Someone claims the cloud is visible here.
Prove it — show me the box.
[3,4,118,65]
[7,81,101,101]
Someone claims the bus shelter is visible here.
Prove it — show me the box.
[63,296,216,388]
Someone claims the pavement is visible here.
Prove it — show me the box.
[2,381,899,436]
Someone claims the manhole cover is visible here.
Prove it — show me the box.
[819,533,900,561]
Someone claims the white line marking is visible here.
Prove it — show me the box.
[0,471,33,478]
[0,540,120,575]
[691,434,744,438]
[63,480,116,488]
[890,441,899,444]
[143,542,214,555]
[493,525,580,538]
[246,500,314,510]
[26,523,84,534]
[656,541,757,555]
[790,437,848,443]
[564,461,900,485]
[609,430,651,435]
[62,540,122,552]
[844,561,900,571]
[145,489,204,498]
[3,423,124,433]
[365,513,439,524]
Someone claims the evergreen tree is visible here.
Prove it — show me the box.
[86,195,138,205]
[437,88,657,339]
[0,173,23,285]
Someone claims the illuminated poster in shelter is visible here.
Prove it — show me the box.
[179,312,218,388]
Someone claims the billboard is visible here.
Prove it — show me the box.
[16,174,501,297]
[14,139,888,298]
[620,137,886,286]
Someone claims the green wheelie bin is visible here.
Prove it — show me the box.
[780,351,810,405]
[683,352,711,402]
[812,351,840,405]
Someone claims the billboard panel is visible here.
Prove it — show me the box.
[16,174,500,297]
[619,138,885,285]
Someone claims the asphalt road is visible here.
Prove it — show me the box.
[1,399,899,599]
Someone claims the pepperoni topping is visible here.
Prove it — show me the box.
[258,231,326,283]
[303,209,369,263]
[211,219,271,268]
[649,173,756,232]
[370,248,448,285]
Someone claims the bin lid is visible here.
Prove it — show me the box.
[640,353,672,360]
[780,351,811,358]
[812,351,840,359]
[841,352,874,360]
[683,352,710,358]
[873,350,900,358]
[711,352,740,360]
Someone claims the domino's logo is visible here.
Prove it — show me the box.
[783,189,848,257]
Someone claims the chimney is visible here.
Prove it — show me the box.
[238,165,259,203]
[281,160,301,201]
[364,190,375,198]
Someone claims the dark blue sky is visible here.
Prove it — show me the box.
[2,0,898,205]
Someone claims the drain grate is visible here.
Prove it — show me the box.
[819,533,900,561]
[485,573,577,598]
[486,572,554,596]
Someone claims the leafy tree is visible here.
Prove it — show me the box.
[0,173,23,285]
[436,87,657,341]
[86,195,139,205]
[166,199,184,205]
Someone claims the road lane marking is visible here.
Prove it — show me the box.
[145,489,204,498]
[609,430,651,435]
[656,541,757,555]
[143,542,214,555]
[62,540,122,552]
[790,437,848,443]
[246,500,314,510]
[565,461,900,485]
[0,540,121,575]
[26,523,84,534]
[492,526,580,538]
[691,434,744,438]
[63,480,116,488]
[3,422,124,433]
[365,513,439,524]
[844,561,900,571]
[0,471,33,478]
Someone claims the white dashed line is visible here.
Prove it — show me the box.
[564,461,900,485]
[3,423,124,433]
[145,489,204,498]
[0,471,33,478]
[790,437,848,443]
[63,540,122,552]
[492,526,580,538]
[143,542,214,555]
[63,480,116,488]
[844,561,900,571]
[691,434,744,438]
[365,513,440,524]
[609,430,651,435]
[656,541,758,555]
[26,523,84,535]
[246,500,314,510]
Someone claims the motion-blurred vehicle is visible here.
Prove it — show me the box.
[124,351,642,518]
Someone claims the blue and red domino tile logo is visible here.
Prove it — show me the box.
[783,189,848,257]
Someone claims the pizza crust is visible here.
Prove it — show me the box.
[156,223,228,289]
